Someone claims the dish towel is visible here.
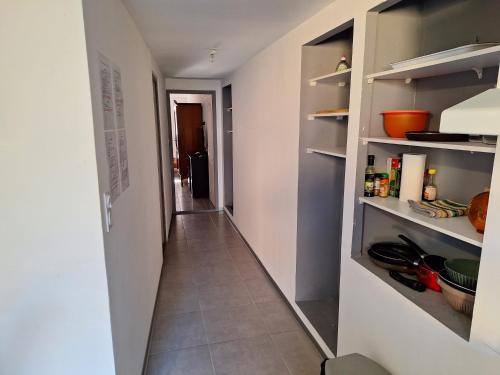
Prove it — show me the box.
[408,200,468,218]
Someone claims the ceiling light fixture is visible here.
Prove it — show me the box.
[209,48,217,64]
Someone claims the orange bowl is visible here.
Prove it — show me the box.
[382,110,430,138]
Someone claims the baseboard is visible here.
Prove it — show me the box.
[141,217,171,374]
[222,212,329,360]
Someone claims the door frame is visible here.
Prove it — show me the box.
[166,89,219,213]
[152,74,167,249]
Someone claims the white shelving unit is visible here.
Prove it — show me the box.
[366,45,500,82]
[308,112,349,120]
[296,20,353,355]
[359,196,483,247]
[306,146,347,158]
[361,137,496,153]
[309,68,351,86]
[347,0,500,344]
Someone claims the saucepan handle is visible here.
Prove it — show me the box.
[398,234,428,258]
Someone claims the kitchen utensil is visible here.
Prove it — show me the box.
[390,43,499,69]
[390,271,426,292]
[398,235,446,292]
[405,131,469,142]
[444,259,480,290]
[382,110,430,138]
[438,277,475,316]
[468,191,489,233]
[368,236,446,291]
[368,246,418,274]
[438,270,475,296]
[368,241,421,267]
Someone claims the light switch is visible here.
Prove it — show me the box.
[103,192,112,232]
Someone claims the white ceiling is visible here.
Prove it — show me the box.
[122,0,333,79]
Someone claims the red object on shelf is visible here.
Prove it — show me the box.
[382,110,430,138]
[416,263,442,292]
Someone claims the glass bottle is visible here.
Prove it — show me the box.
[364,155,376,197]
[423,169,437,202]
[336,56,351,72]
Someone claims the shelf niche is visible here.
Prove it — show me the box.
[351,0,499,343]
[295,19,354,355]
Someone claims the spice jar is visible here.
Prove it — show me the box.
[379,173,389,198]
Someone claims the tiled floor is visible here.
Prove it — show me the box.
[174,173,214,212]
[145,212,323,375]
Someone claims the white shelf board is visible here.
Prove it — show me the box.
[362,137,496,153]
[306,146,346,158]
[353,254,471,340]
[366,45,500,81]
[359,196,483,247]
[308,112,349,121]
[309,69,351,86]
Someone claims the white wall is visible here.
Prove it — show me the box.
[224,0,500,373]
[170,93,216,206]
[165,79,223,208]
[83,0,170,374]
[0,1,115,374]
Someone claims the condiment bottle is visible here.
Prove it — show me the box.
[374,174,381,196]
[423,168,437,202]
[364,155,376,197]
[379,173,389,198]
[336,56,351,72]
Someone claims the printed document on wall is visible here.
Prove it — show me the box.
[99,54,115,131]
[118,129,129,191]
[113,66,125,129]
[105,131,120,202]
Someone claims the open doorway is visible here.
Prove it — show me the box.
[166,90,219,213]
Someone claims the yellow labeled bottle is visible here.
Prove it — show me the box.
[423,169,437,202]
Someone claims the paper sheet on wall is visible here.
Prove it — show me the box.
[99,54,115,131]
[113,66,125,129]
[99,53,130,200]
[118,129,129,191]
[105,131,120,202]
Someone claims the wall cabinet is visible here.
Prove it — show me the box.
[348,0,500,344]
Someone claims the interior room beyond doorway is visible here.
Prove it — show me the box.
[168,91,218,213]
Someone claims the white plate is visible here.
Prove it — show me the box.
[390,43,500,69]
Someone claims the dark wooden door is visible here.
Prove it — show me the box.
[176,103,204,180]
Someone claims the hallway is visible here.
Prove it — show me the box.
[174,174,215,212]
[145,212,323,375]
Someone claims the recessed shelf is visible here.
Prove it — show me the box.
[353,254,472,340]
[306,146,346,158]
[308,112,349,121]
[361,137,496,153]
[359,196,483,247]
[366,45,500,82]
[297,299,339,354]
[309,69,351,87]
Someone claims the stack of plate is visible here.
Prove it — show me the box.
[438,259,480,316]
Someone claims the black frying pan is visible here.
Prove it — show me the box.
[368,241,420,273]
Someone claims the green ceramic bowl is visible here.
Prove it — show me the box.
[444,259,480,291]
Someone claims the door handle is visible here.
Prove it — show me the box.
[226,130,233,134]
